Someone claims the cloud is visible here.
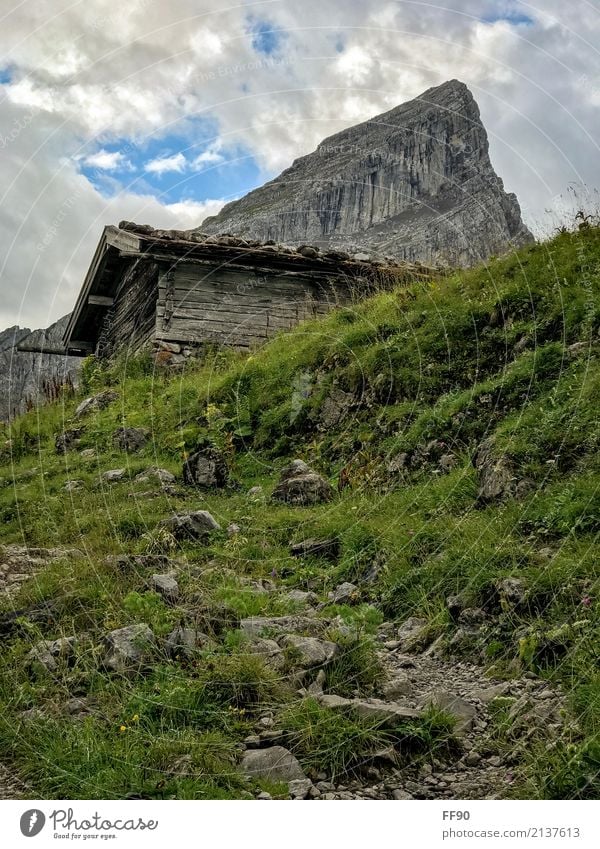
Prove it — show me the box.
[82,149,131,170]
[144,152,187,174]
[0,0,598,329]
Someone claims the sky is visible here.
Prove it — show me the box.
[0,0,599,329]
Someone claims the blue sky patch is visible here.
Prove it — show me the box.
[247,16,284,55]
[77,125,267,206]
[0,67,12,84]
[482,6,534,26]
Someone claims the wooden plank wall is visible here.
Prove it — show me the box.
[104,259,159,356]
[155,261,365,349]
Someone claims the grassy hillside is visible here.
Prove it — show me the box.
[0,224,599,800]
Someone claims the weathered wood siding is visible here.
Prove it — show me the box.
[104,260,159,356]
[155,261,364,349]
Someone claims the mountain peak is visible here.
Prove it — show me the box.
[200,80,532,266]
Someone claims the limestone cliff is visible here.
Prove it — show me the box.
[200,80,533,265]
[0,316,79,422]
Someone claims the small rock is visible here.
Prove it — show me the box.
[352,699,422,724]
[387,452,409,474]
[472,683,509,704]
[328,582,358,604]
[497,577,527,609]
[240,615,327,639]
[80,448,96,459]
[271,459,334,506]
[135,467,176,486]
[396,617,428,652]
[241,746,307,782]
[27,637,77,674]
[183,445,229,489]
[149,573,179,603]
[113,427,149,453]
[290,538,340,562]
[285,589,319,607]
[464,751,481,766]
[159,510,220,541]
[458,607,488,625]
[63,480,83,493]
[473,437,516,502]
[55,427,85,454]
[103,623,154,672]
[75,390,119,418]
[227,523,241,537]
[392,789,414,800]
[289,778,313,799]
[280,635,338,667]
[423,690,477,733]
[247,486,264,499]
[246,638,285,670]
[100,468,127,484]
[165,626,211,659]
[381,673,413,700]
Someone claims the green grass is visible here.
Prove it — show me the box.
[1,224,600,797]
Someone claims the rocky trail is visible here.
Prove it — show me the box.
[236,611,566,800]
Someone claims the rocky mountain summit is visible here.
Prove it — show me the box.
[201,80,533,265]
[0,316,79,422]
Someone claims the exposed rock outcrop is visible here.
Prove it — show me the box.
[200,80,533,266]
[0,316,79,422]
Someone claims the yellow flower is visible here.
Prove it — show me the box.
[132,714,139,722]
[119,725,127,733]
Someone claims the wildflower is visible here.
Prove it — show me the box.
[581,595,592,607]
[132,714,140,722]
[119,725,127,733]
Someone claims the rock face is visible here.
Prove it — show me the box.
[0,316,80,422]
[200,80,533,266]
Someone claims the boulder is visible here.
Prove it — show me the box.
[280,635,338,667]
[113,427,149,452]
[55,428,85,454]
[149,573,179,603]
[75,390,119,418]
[160,510,220,541]
[271,459,334,505]
[103,623,155,672]
[290,538,340,562]
[183,445,229,489]
[241,746,307,782]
